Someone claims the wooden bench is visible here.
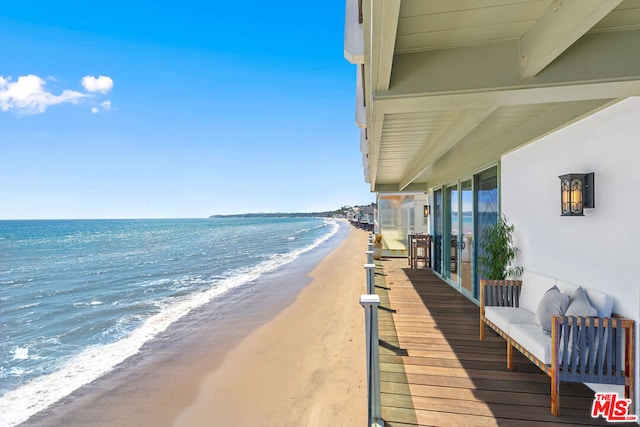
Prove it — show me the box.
[479,271,635,416]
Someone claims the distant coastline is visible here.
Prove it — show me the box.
[209,211,341,219]
[209,204,375,220]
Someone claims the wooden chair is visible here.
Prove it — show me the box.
[412,234,431,269]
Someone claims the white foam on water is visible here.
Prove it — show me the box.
[12,347,29,361]
[72,301,104,308]
[17,302,40,310]
[0,219,339,427]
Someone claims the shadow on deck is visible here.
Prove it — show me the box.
[375,258,609,427]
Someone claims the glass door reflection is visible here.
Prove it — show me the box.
[447,184,459,284]
[460,179,473,295]
[433,189,443,274]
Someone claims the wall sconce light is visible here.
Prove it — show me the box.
[423,205,430,217]
[558,172,595,216]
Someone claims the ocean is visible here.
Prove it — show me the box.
[0,217,342,426]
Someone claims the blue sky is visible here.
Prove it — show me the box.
[0,1,372,219]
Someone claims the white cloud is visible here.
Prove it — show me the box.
[90,100,113,114]
[0,75,86,115]
[1,74,114,115]
[82,75,113,94]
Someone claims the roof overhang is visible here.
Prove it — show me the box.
[346,0,640,192]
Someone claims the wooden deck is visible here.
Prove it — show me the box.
[374,258,609,427]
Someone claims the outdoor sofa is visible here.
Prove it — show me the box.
[479,270,635,415]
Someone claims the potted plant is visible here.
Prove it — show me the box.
[477,215,523,280]
[373,234,383,260]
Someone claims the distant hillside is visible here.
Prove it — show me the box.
[209,204,375,219]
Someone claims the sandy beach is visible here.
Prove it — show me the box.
[23,224,368,427]
[173,225,368,426]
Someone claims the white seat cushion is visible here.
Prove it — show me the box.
[510,324,588,366]
[519,271,557,314]
[586,290,614,318]
[509,323,553,365]
[556,280,579,295]
[484,307,535,334]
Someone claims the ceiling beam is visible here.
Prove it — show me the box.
[398,106,498,190]
[370,0,401,91]
[367,111,384,191]
[374,183,425,193]
[520,0,624,79]
[388,29,640,99]
[374,79,640,114]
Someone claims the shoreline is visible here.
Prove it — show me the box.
[22,222,367,426]
[174,224,368,426]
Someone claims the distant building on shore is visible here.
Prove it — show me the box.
[346,204,375,232]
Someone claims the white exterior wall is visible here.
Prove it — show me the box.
[355,64,366,129]
[501,97,640,407]
[414,193,429,235]
[343,0,364,64]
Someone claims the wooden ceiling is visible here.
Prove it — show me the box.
[348,0,640,191]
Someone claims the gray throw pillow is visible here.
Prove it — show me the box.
[535,285,570,334]
[565,287,598,317]
[562,287,598,363]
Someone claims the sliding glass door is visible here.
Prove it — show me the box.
[460,179,473,296]
[433,189,443,274]
[435,165,498,302]
[442,180,473,296]
[474,166,499,300]
[446,184,459,285]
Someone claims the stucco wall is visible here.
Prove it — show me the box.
[501,97,640,404]
[502,97,640,317]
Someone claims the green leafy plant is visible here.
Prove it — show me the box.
[477,215,523,280]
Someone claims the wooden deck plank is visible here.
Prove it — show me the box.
[381,382,595,408]
[375,258,609,426]
[380,354,542,373]
[384,392,604,424]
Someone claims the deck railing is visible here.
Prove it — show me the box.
[361,233,383,426]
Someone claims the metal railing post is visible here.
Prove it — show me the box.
[366,249,374,265]
[364,263,376,294]
[367,234,375,264]
[360,294,383,427]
